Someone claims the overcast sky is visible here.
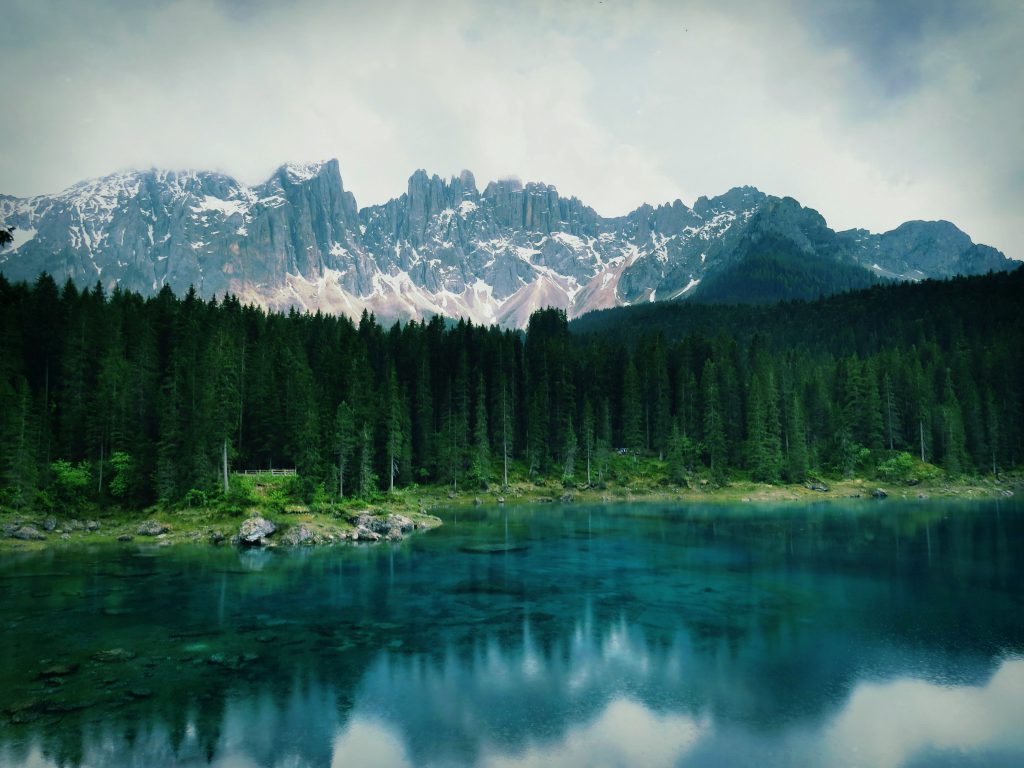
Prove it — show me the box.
[2,0,1021,257]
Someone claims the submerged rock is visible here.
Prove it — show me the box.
[136,521,170,536]
[872,488,888,499]
[459,543,529,555]
[117,534,134,542]
[208,652,258,671]
[238,516,276,545]
[36,663,79,679]
[91,648,136,663]
[805,482,829,492]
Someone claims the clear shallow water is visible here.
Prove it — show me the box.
[1,500,1023,768]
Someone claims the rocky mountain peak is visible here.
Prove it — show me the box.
[455,169,478,197]
[0,160,1015,328]
[694,186,767,217]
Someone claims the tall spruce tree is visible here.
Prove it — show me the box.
[470,373,490,489]
[621,357,643,455]
[333,401,355,498]
[701,360,727,482]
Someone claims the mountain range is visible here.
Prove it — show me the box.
[0,159,1015,327]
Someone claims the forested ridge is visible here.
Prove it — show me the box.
[1,268,1022,511]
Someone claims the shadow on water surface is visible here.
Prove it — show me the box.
[0,499,1022,767]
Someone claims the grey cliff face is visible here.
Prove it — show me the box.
[0,160,1015,327]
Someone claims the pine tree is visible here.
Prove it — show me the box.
[622,357,643,455]
[562,414,577,482]
[358,423,376,498]
[527,362,549,475]
[650,340,671,455]
[985,392,1000,475]
[2,378,38,507]
[596,398,612,483]
[333,401,355,498]
[470,373,490,489]
[400,388,414,488]
[784,390,808,482]
[940,369,969,476]
[701,360,727,482]
[385,367,403,493]
[861,361,885,449]
[500,372,511,488]
[155,373,182,502]
[581,399,595,487]
[413,357,435,481]
[745,366,782,482]
[882,372,902,451]
[667,423,688,485]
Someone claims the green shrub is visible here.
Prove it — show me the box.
[108,451,135,499]
[877,452,943,484]
[877,452,916,482]
[183,488,210,508]
[49,460,91,511]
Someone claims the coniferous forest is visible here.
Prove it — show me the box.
[0,268,1022,511]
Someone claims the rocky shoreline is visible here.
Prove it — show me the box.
[1,509,442,551]
[2,473,1018,553]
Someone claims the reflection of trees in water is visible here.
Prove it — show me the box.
[0,501,1021,767]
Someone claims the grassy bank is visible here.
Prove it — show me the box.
[1,454,1020,552]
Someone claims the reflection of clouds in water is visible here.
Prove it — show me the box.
[327,698,705,768]
[679,658,1024,768]
[823,659,1024,768]
[481,698,707,768]
[332,646,1024,768]
[212,676,342,767]
[346,612,680,765]
[331,718,413,768]
[6,657,1022,767]
[324,660,1024,767]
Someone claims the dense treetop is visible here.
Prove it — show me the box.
[1,267,1021,510]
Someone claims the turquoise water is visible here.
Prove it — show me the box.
[1,500,1023,767]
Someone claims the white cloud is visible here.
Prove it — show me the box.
[0,0,1020,257]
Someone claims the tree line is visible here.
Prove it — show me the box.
[0,269,1021,509]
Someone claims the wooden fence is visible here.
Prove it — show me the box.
[233,469,297,476]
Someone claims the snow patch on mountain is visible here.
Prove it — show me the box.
[0,160,1014,328]
[283,161,326,182]
[3,227,37,253]
[194,196,248,218]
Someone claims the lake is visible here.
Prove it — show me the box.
[1,500,1023,767]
